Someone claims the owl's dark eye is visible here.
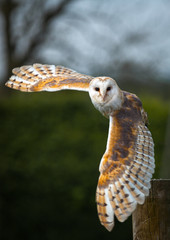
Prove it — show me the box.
[95,87,100,92]
[107,86,112,91]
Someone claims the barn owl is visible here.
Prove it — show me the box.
[5,64,155,231]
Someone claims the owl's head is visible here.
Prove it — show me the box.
[89,77,123,115]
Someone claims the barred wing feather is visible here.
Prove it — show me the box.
[96,111,155,231]
[5,64,93,92]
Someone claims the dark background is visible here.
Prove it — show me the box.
[0,0,170,239]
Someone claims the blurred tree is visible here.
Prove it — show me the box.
[0,0,73,88]
[1,0,170,89]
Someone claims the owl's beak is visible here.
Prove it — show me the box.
[100,90,107,101]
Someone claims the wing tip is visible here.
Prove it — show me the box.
[105,222,114,232]
[96,186,115,231]
[117,213,130,222]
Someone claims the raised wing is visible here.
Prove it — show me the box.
[96,93,155,231]
[5,64,93,92]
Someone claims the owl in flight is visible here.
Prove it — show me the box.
[5,64,155,231]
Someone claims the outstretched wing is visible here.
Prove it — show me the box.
[5,64,93,92]
[96,94,155,231]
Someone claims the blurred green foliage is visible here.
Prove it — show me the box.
[0,91,169,240]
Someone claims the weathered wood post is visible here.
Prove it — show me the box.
[132,179,170,240]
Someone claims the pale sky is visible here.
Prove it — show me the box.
[41,0,170,80]
[0,0,170,82]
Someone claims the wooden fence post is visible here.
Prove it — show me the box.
[132,179,170,240]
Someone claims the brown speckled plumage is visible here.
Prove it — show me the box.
[96,92,154,230]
